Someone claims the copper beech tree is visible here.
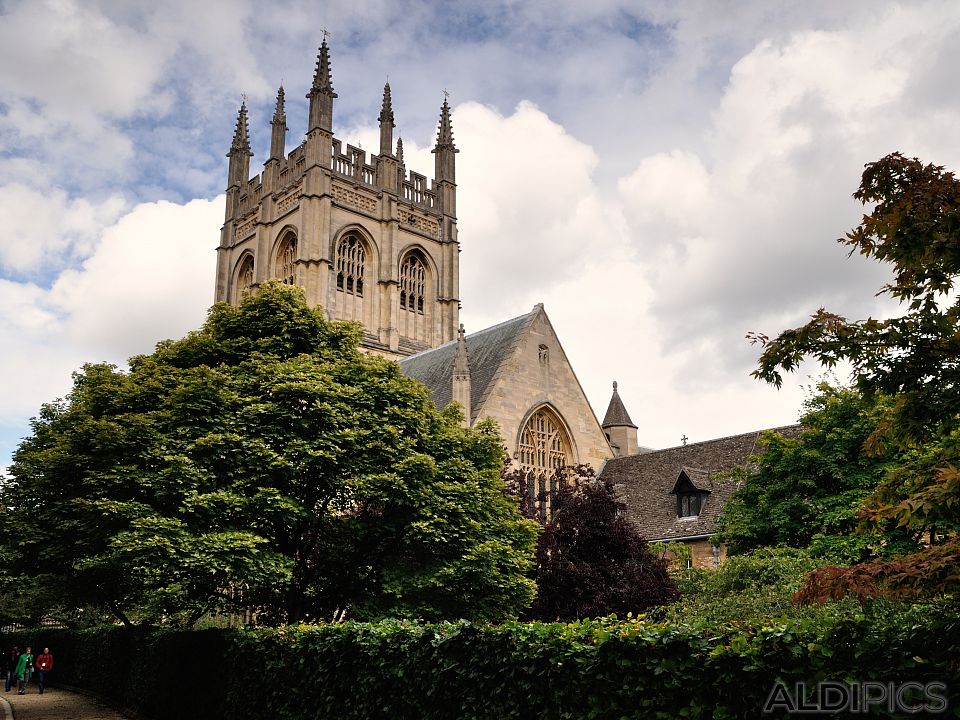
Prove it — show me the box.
[749,153,960,604]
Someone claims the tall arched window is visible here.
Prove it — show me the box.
[399,252,426,314]
[517,407,571,517]
[335,234,365,297]
[276,235,297,285]
[237,255,255,301]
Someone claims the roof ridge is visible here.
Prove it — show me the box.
[652,424,801,454]
[399,310,535,364]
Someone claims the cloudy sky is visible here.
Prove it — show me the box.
[2,0,959,472]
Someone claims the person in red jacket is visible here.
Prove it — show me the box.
[34,648,53,694]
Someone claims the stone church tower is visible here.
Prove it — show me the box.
[215,40,460,360]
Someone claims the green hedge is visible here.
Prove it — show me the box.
[4,612,959,719]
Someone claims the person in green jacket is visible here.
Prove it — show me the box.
[14,646,32,695]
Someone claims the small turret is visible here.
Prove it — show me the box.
[602,381,638,457]
[452,323,471,427]
[226,101,252,190]
[378,82,395,157]
[307,38,337,133]
[432,97,458,217]
[432,97,457,181]
[270,85,287,161]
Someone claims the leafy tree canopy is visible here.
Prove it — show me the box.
[716,384,918,563]
[749,154,960,603]
[507,466,678,620]
[0,282,537,626]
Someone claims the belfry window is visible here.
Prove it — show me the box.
[237,255,255,300]
[335,235,365,297]
[277,236,297,285]
[400,253,426,314]
[517,407,571,517]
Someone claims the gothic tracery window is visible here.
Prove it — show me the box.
[277,235,297,285]
[237,255,255,300]
[517,407,571,517]
[399,252,426,314]
[335,235,365,297]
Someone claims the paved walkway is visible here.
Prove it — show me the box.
[1,685,132,719]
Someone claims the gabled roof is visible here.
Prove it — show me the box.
[599,425,803,542]
[673,467,711,494]
[601,382,636,428]
[399,310,533,423]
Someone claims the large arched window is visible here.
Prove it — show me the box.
[276,235,297,285]
[335,234,365,297]
[517,407,571,517]
[399,252,426,314]
[236,255,255,301]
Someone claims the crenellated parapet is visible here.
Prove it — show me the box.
[215,38,460,361]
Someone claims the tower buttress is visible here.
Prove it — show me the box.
[432,98,458,218]
[226,101,253,217]
[270,85,287,161]
[452,323,471,427]
[378,83,395,157]
[376,83,399,192]
[307,39,337,133]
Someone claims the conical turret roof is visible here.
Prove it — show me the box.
[602,381,637,428]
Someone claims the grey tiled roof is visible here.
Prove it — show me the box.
[399,311,532,423]
[599,425,803,542]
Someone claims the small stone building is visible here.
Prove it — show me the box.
[598,426,802,568]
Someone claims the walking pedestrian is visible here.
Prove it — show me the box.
[14,646,33,695]
[34,646,53,694]
[4,646,18,693]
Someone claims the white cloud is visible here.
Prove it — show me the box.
[0,196,221,426]
[617,6,960,392]
[0,184,126,273]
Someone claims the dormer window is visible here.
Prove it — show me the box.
[671,468,710,518]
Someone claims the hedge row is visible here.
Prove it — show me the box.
[4,612,959,719]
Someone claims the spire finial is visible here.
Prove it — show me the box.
[458,322,466,341]
[273,85,286,124]
[228,101,252,157]
[396,136,404,163]
[613,380,618,392]
[434,94,457,151]
[309,37,337,97]
[379,82,395,128]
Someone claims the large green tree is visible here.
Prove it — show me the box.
[716,384,917,563]
[0,282,537,626]
[750,153,960,602]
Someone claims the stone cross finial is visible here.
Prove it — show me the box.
[681,434,688,446]
[458,322,465,340]
[613,381,618,392]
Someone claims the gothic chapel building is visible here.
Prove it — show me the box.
[215,40,629,498]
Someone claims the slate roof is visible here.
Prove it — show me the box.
[399,310,533,423]
[599,425,803,542]
[601,383,636,428]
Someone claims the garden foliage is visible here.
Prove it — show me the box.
[0,282,537,626]
[3,613,958,720]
